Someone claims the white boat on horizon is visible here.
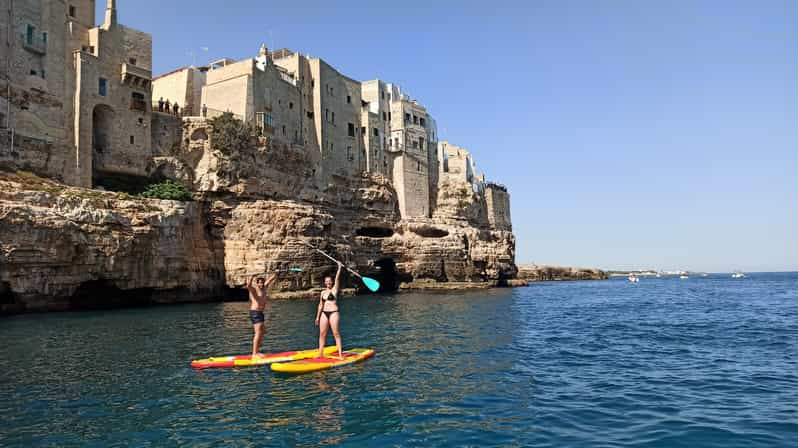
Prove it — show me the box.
[628,274,639,283]
[680,275,689,280]
[732,272,745,278]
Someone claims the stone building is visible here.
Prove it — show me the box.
[0,0,152,188]
[361,80,439,219]
[151,66,206,116]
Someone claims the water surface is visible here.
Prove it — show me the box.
[1,273,797,447]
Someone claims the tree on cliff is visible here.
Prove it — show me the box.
[208,112,252,156]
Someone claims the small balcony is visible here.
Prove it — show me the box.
[121,62,152,88]
[22,34,46,55]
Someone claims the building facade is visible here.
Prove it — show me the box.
[1,0,152,188]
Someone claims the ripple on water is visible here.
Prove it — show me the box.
[1,274,798,446]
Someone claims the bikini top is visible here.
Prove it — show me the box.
[323,291,337,302]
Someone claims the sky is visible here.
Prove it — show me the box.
[105,0,797,272]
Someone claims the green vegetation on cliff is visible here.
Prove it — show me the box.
[140,180,193,201]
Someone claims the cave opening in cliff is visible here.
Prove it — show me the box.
[371,258,400,293]
[356,227,394,238]
[93,170,151,194]
[0,282,15,304]
[413,227,449,238]
[70,280,154,310]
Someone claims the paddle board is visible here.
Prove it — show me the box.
[270,348,375,374]
[191,346,338,369]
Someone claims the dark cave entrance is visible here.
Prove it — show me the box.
[69,280,154,310]
[0,282,15,305]
[369,258,400,293]
[355,227,394,238]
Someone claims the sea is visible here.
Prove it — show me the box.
[1,272,796,447]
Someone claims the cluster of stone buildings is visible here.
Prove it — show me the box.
[1,0,510,228]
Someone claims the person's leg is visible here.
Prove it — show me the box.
[252,322,264,357]
[330,312,343,359]
[318,313,330,358]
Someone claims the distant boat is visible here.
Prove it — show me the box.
[680,275,689,280]
[655,273,661,278]
[702,273,708,277]
[628,274,639,283]
[732,272,745,278]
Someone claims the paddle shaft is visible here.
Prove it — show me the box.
[304,244,363,279]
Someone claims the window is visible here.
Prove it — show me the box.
[42,32,47,45]
[346,95,351,104]
[348,123,355,137]
[413,140,418,149]
[417,161,421,171]
[289,102,294,109]
[129,57,137,65]
[130,136,135,144]
[380,91,384,100]
[69,5,76,17]
[419,137,425,150]
[347,146,353,161]
[404,113,410,123]
[131,92,146,111]
[26,25,34,45]
[388,112,391,121]
[325,108,329,121]
[282,125,286,135]
[264,114,274,126]
[382,112,386,121]
[331,111,335,124]
[420,117,426,127]
[307,111,314,119]
[330,87,334,96]
[373,128,379,137]
[98,77,107,96]
[311,79,315,88]
[413,115,418,125]
[29,69,37,76]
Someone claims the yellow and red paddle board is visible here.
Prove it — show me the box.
[270,348,376,374]
[191,346,338,369]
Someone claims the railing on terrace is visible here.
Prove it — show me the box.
[203,107,244,121]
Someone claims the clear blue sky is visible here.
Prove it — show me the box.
[107,0,797,272]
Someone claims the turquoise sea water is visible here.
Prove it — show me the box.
[1,273,797,447]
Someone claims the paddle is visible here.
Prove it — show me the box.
[302,242,381,292]
[248,267,304,276]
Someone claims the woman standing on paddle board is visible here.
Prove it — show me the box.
[315,262,344,360]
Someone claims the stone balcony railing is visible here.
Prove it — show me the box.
[121,62,152,88]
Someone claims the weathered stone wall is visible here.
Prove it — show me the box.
[486,183,512,231]
[0,172,225,313]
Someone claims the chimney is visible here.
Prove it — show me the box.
[104,0,117,28]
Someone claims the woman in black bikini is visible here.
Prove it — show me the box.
[315,261,344,359]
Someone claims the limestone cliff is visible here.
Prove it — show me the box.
[0,117,516,313]
[516,264,607,282]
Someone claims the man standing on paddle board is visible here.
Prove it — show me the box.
[247,272,278,358]
[316,262,345,360]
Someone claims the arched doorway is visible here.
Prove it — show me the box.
[92,104,115,186]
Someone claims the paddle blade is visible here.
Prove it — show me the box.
[288,268,303,273]
[362,277,381,292]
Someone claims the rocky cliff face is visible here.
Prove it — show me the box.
[516,264,607,282]
[0,117,516,312]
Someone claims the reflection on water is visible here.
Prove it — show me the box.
[1,274,798,446]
